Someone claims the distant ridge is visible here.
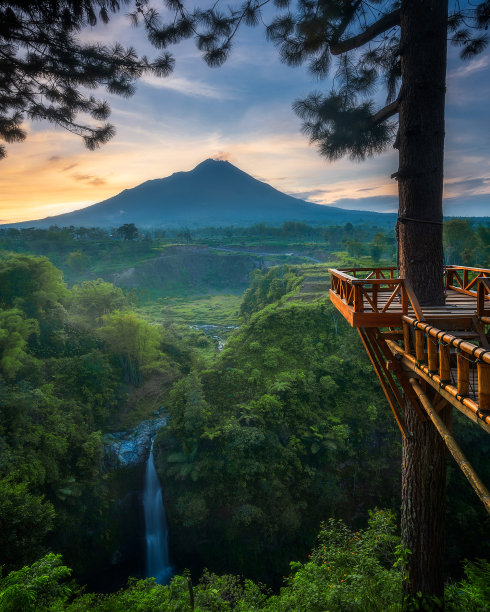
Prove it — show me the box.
[5,159,397,229]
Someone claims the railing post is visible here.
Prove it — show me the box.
[439,343,451,382]
[463,268,468,291]
[478,361,490,412]
[415,329,425,363]
[457,353,469,396]
[427,338,438,373]
[403,321,411,353]
[402,285,408,315]
[373,271,378,310]
[354,285,364,312]
[446,267,452,290]
[477,278,490,316]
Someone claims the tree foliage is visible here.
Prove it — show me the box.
[0,0,174,158]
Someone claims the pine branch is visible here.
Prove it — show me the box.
[372,99,399,125]
[329,8,400,55]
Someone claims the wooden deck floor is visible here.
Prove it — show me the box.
[330,288,480,328]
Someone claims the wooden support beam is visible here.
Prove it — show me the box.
[357,329,407,436]
[409,378,490,515]
[374,331,426,421]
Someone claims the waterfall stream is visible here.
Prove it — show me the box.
[143,440,172,584]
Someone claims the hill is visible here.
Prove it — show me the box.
[6,159,397,229]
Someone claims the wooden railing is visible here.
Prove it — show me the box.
[329,267,424,320]
[388,316,490,424]
[446,265,490,316]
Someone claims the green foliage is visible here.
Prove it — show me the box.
[0,479,55,569]
[71,279,127,324]
[266,510,402,611]
[0,308,38,378]
[97,310,168,384]
[445,558,490,611]
[0,254,67,316]
[0,553,71,611]
[158,288,400,581]
[240,266,302,319]
[0,253,187,577]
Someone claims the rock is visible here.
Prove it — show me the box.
[104,417,167,469]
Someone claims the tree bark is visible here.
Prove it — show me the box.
[401,396,449,607]
[398,0,448,306]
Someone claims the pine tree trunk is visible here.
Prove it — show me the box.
[401,397,448,607]
[398,2,449,606]
[398,0,448,306]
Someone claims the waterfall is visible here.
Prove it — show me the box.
[143,440,172,584]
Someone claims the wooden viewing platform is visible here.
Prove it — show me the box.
[329,265,490,512]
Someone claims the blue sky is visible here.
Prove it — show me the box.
[0,6,489,222]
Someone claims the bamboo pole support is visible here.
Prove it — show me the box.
[427,338,438,372]
[478,361,490,412]
[439,343,451,382]
[457,353,470,396]
[409,378,490,514]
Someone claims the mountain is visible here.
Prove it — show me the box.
[7,159,397,229]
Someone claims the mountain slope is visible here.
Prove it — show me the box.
[10,159,396,228]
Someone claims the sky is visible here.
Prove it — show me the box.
[1,5,489,224]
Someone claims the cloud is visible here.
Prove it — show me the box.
[212,151,232,161]
[63,163,78,172]
[444,176,490,198]
[330,196,399,213]
[141,74,237,100]
[289,188,335,200]
[448,56,489,79]
[88,177,107,186]
[48,155,61,162]
[72,173,106,186]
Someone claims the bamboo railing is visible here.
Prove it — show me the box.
[388,315,490,426]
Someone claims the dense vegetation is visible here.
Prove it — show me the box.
[0,253,193,579]
[0,221,489,609]
[1,512,488,610]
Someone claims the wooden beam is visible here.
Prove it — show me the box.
[409,378,490,515]
[374,332,426,421]
[357,329,407,436]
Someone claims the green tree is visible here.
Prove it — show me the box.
[0,309,38,379]
[0,480,55,571]
[71,279,126,324]
[97,310,164,384]
[0,254,67,317]
[116,223,139,241]
[444,219,476,265]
